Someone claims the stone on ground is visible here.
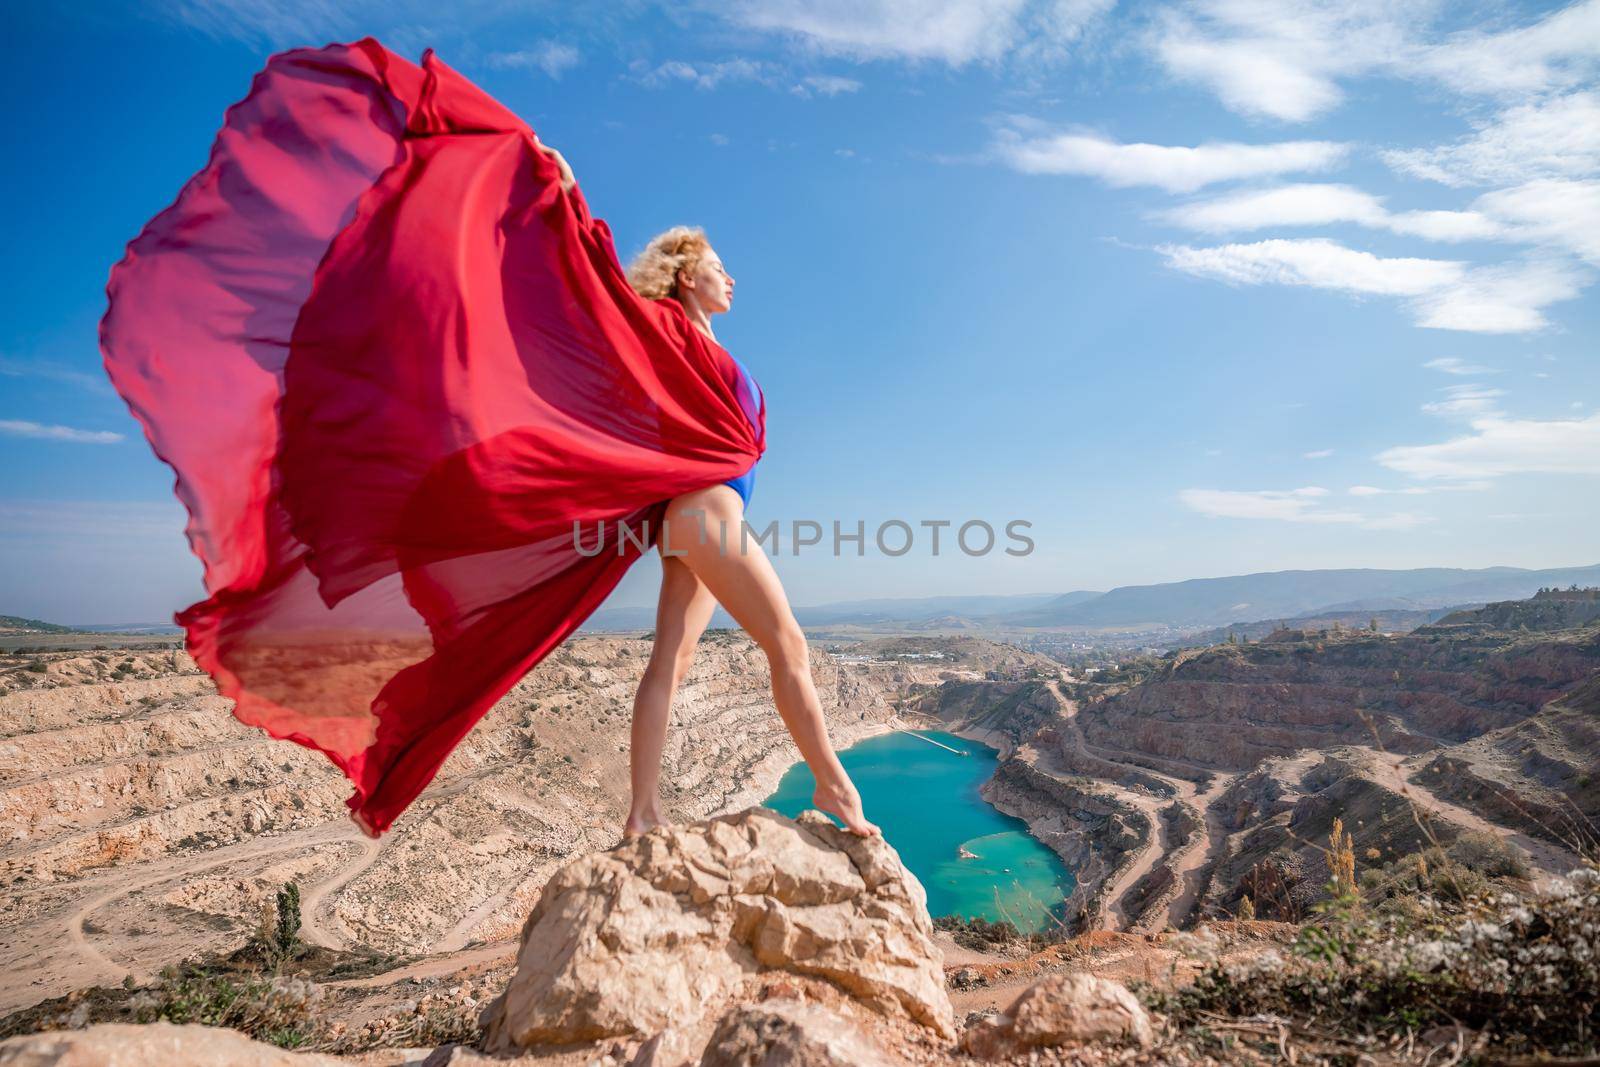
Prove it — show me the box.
[479,807,954,1054]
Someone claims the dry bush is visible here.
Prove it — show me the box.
[1146,865,1600,1059]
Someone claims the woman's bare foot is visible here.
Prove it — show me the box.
[622,807,667,841]
[812,781,880,837]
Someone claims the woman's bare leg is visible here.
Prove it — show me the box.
[661,486,879,836]
[626,545,717,837]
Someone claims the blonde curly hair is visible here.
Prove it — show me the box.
[625,225,712,303]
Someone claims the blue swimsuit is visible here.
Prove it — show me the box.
[721,351,761,507]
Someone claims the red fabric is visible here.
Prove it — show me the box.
[99,38,765,835]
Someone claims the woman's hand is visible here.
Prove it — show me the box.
[532,134,576,192]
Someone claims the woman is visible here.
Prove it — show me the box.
[100,37,876,840]
[537,143,878,840]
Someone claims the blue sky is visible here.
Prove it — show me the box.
[2,1,1597,623]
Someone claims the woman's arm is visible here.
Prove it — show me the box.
[532,134,576,192]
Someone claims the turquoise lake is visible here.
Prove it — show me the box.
[764,730,1075,933]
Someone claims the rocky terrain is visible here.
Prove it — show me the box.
[908,596,1600,936]
[2,805,1592,1065]
[0,631,986,1017]
[0,592,1595,1063]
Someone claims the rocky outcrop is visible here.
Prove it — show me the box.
[1204,750,1460,919]
[700,998,906,1066]
[912,676,1064,745]
[962,972,1154,1058]
[479,807,955,1056]
[1419,672,1600,832]
[976,752,1146,929]
[0,633,946,1013]
[1082,629,1600,771]
[926,609,1600,934]
[1433,589,1600,634]
[0,1021,347,1066]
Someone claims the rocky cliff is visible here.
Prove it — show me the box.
[2,594,1596,1058]
[913,602,1599,934]
[5,803,1589,1065]
[0,633,948,1014]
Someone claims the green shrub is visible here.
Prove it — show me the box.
[933,914,1021,950]
[246,882,303,970]
[1449,830,1531,879]
[1145,866,1600,1058]
[129,968,322,1048]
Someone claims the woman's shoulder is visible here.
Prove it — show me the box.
[653,297,738,358]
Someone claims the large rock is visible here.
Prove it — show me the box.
[0,1022,347,1066]
[479,807,954,1053]
[700,998,905,1066]
[962,973,1154,1058]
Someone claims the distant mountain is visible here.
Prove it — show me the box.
[1428,587,1600,634]
[581,567,1600,634]
[791,591,1096,627]
[999,564,1600,629]
[579,591,1100,632]
[1174,606,1463,648]
[0,615,79,635]
[0,616,183,636]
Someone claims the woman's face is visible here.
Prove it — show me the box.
[679,247,735,315]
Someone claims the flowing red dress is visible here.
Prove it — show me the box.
[99,38,765,836]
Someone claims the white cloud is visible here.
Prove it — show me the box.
[1303,448,1333,459]
[1179,485,1426,528]
[1472,179,1600,267]
[1181,486,1352,522]
[1349,485,1424,496]
[1145,1,1425,122]
[1158,179,1600,266]
[0,356,114,396]
[1383,92,1600,187]
[1410,256,1590,333]
[1383,208,1509,243]
[727,0,1027,64]
[638,58,777,90]
[1412,3,1600,98]
[1421,384,1505,420]
[1378,412,1600,479]
[485,42,580,79]
[651,61,874,100]
[724,0,1111,65]
[1156,237,1463,296]
[155,0,355,47]
[1158,181,1505,242]
[1360,513,1434,531]
[1156,238,1590,333]
[1018,0,1119,61]
[1148,2,1600,123]
[0,420,124,444]
[991,126,1348,192]
[795,73,863,96]
[1348,482,1489,495]
[1423,357,1498,376]
[1159,183,1388,231]
[0,499,183,540]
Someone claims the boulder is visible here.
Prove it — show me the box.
[0,1022,347,1066]
[962,973,1153,1058]
[700,998,904,1066]
[479,807,954,1053]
